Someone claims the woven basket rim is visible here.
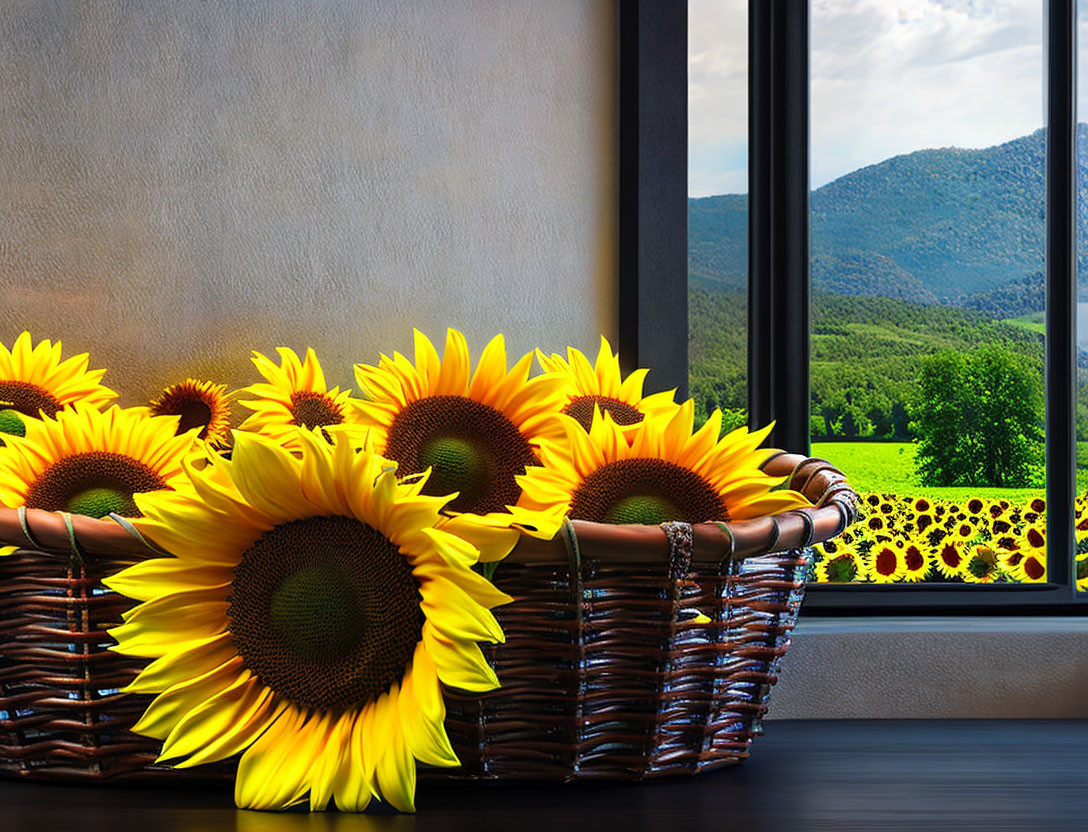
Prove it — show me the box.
[0,451,856,564]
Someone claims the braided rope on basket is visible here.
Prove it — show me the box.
[0,452,856,783]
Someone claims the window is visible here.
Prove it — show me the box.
[688,0,747,433]
[672,0,1086,612]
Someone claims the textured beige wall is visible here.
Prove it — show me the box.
[0,0,617,406]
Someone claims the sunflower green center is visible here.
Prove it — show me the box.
[0,380,62,419]
[384,395,538,515]
[825,555,858,583]
[568,458,727,524]
[1077,558,1088,581]
[603,495,681,525]
[23,451,166,518]
[563,395,644,431]
[967,555,995,578]
[67,487,139,519]
[290,391,344,430]
[418,437,491,504]
[229,515,424,711]
[0,408,26,437]
[268,560,364,663]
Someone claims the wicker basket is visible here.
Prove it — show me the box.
[0,451,855,784]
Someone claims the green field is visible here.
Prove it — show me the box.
[1001,311,1046,335]
[811,441,1046,500]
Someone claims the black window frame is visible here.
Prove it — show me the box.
[619,0,1087,615]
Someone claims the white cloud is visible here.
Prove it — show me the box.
[811,0,1043,187]
[688,0,747,197]
[689,0,1048,195]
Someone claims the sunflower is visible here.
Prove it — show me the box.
[962,545,1002,584]
[519,402,810,527]
[1076,551,1088,593]
[901,541,934,583]
[150,379,233,447]
[0,405,194,518]
[351,329,568,560]
[1004,524,1046,584]
[106,431,510,812]
[910,497,933,514]
[0,331,116,438]
[533,336,679,437]
[864,540,907,583]
[863,512,893,537]
[238,348,363,454]
[912,509,936,535]
[934,538,967,580]
[951,519,980,544]
[814,545,868,583]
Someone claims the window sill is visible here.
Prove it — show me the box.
[768,617,1088,719]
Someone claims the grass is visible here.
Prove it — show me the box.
[1002,311,1046,335]
[811,441,1045,500]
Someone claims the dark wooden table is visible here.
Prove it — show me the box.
[2,721,1086,831]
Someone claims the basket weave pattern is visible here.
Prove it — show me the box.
[440,550,810,780]
[0,453,855,783]
[0,546,163,781]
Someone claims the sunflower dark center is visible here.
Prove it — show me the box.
[23,451,165,518]
[229,515,424,712]
[1023,557,1045,580]
[151,385,220,439]
[176,400,213,436]
[290,391,344,430]
[1027,528,1045,548]
[904,545,924,572]
[940,544,961,568]
[825,555,857,583]
[384,395,538,514]
[562,395,644,430]
[875,548,897,576]
[0,409,26,437]
[0,380,62,420]
[568,458,727,524]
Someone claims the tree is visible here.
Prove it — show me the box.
[911,344,1043,488]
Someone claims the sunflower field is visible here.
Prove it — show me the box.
[812,491,1088,589]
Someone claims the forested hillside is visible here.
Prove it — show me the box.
[689,287,1046,439]
[689,126,1088,314]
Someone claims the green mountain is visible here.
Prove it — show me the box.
[689,126,1088,309]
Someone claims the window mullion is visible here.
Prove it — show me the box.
[747,0,810,455]
[1045,0,1077,596]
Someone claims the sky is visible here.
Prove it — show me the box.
[687,0,1083,197]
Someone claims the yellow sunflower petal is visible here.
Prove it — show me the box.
[159,676,284,768]
[398,643,459,768]
[371,685,417,813]
[131,657,248,740]
[234,705,313,810]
